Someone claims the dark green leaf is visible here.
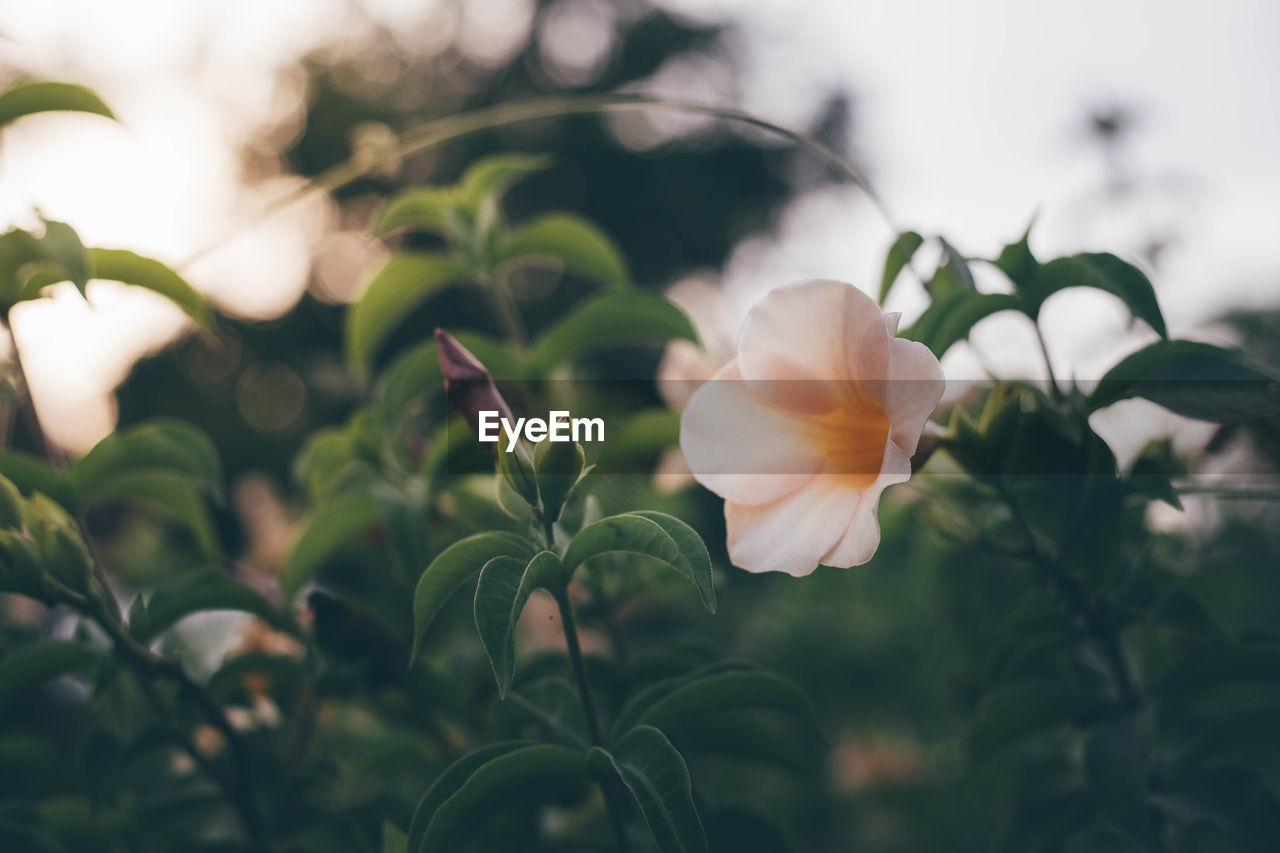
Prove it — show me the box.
[994,222,1038,289]
[1084,717,1150,840]
[997,790,1092,853]
[406,741,535,853]
[71,420,222,506]
[89,471,220,559]
[928,237,976,295]
[1088,340,1280,421]
[563,512,714,612]
[632,669,820,736]
[594,408,680,470]
[879,230,924,303]
[36,219,91,296]
[0,451,69,505]
[374,188,455,236]
[455,153,550,211]
[903,291,1021,360]
[346,253,469,377]
[474,551,564,697]
[419,744,586,851]
[381,821,407,853]
[968,681,1099,762]
[502,213,628,288]
[0,640,98,712]
[503,677,588,748]
[412,532,534,663]
[128,570,293,644]
[281,492,383,599]
[0,81,115,129]
[596,726,706,853]
[532,292,697,374]
[1025,253,1166,336]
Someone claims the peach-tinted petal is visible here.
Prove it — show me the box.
[725,479,864,576]
[737,279,888,413]
[657,339,720,411]
[681,361,822,506]
[820,442,911,567]
[882,337,946,456]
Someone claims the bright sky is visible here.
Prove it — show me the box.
[0,0,1276,452]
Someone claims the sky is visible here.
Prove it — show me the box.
[0,0,1276,452]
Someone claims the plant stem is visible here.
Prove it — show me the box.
[487,269,526,348]
[1033,320,1063,401]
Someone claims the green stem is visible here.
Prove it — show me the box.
[486,268,526,348]
[1032,319,1063,400]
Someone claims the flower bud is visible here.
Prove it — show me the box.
[0,474,25,531]
[435,328,513,435]
[497,439,540,510]
[0,529,46,598]
[534,440,585,521]
[25,493,91,592]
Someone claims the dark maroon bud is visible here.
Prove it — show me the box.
[435,328,513,435]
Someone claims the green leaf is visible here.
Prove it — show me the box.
[412,532,534,663]
[376,333,521,433]
[563,512,715,612]
[879,230,924,303]
[997,790,1092,853]
[0,640,98,712]
[346,253,469,377]
[374,188,455,236]
[1088,339,1280,421]
[503,676,588,748]
[474,551,564,697]
[382,821,407,853]
[71,420,222,506]
[128,570,293,644]
[90,249,210,324]
[672,715,811,772]
[928,238,976,295]
[455,153,551,211]
[406,741,535,853]
[629,668,820,737]
[90,471,220,559]
[594,408,680,470]
[1084,717,1150,841]
[418,743,586,851]
[0,81,114,129]
[1025,253,1166,337]
[903,290,1021,359]
[0,451,69,506]
[968,681,1099,763]
[502,213,628,288]
[532,292,697,373]
[281,491,383,599]
[994,222,1038,289]
[36,219,91,296]
[595,726,706,853]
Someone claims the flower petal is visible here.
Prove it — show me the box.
[681,361,822,505]
[724,478,864,576]
[820,441,911,568]
[882,337,946,456]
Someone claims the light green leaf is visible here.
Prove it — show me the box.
[474,551,564,697]
[419,743,586,851]
[374,188,455,236]
[0,81,114,130]
[346,252,470,377]
[596,726,706,853]
[406,741,535,853]
[128,570,294,644]
[37,219,91,296]
[281,492,383,599]
[532,292,697,374]
[563,512,714,612]
[91,249,210,324]
[879,230,924,303]
[1025,253,1166,337]
[1088,339,1280,421]
[631,669,820,736]
[0,451,70,506]
[72,420,222,505]
[502,213,628,288]
[0,640,98,712]
[903,290,1021,359]
[412,531,534,663]
[455,153,551,211]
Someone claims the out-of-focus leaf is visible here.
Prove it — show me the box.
[904,290,1021,359]
[994,222,1038,289]
[376,333,521,432]
[90,471,220,559]
[1150,646,1280,703]
[455,153,550,211]
[927,238,976,295]
[0,80,115,129]
[0,640,98,711]
[1084,717,1150,841]
[128,570,294,644]
[382,821,407,853]
[35,219,90,296]
[594,408,680,470]
[594,726,706,853]
[1088,340,1280,421]
[672,715,811,772]
[968,681,1099,763]
[532,292,697,374]
[1153,768,1280,852]
[628,668,820,738]
[406,741,535,853]
[418,743,586,851]
[474,551,564,697]
[281,492,383,599]
[1024,253,1166,337]
[412,531,533,663]
[374,188,455,236]
[563,512,714,612]
[346,253,469,377]
[502,213,628,288]
[71,420,222,505]
[879,230,924,303]
[89,249,210,324]
[0,451,69,505]
[997,790,1092,853]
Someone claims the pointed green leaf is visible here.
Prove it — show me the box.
[455,153,551,211]
[381,821,407,853]
[1026,253,1166,336]
[502,213,629,288]
[91,249,210,324]
[903,290,1022,359]
[374,188,455,236]
[0,451,70,506]
[281,492,383,599]
[632,669,821,736]
[419,744,586,851]
[128,570,294,644]
[474,551,564,697]
[928,238,976,295]
[503,676,589,748]
[1088,339,1280,421]
[595,726,706,853]
[406,741,535,853]
[563,512,714,612]
[0,640,99,712]
[879,230,924,303]
[0,81,114,129]
[346,253,469,376]
[412,531,534,662]
[72,420,222,507]
[532,292,697,373]
[91,471,220,559]
[37,219,91,296]
[994,222,1038,289]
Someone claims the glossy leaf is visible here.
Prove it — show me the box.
[1088,339,1280,421]
[502,213,628,288]
[532,292,697,373]
[596,726,706,853]
[1025,253,1166,336]
[418,744,586,851]
[281,492,383,598]
[128,570,293,644]
[563,512,715,612]
[406,741,535,853]
[411,531,533,663]
[0,81,115,129]
[346,253,469,376]
[879,230,924,303]
[474,551,564,697]
[904,290,1021,359]
[0,640,98,712]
